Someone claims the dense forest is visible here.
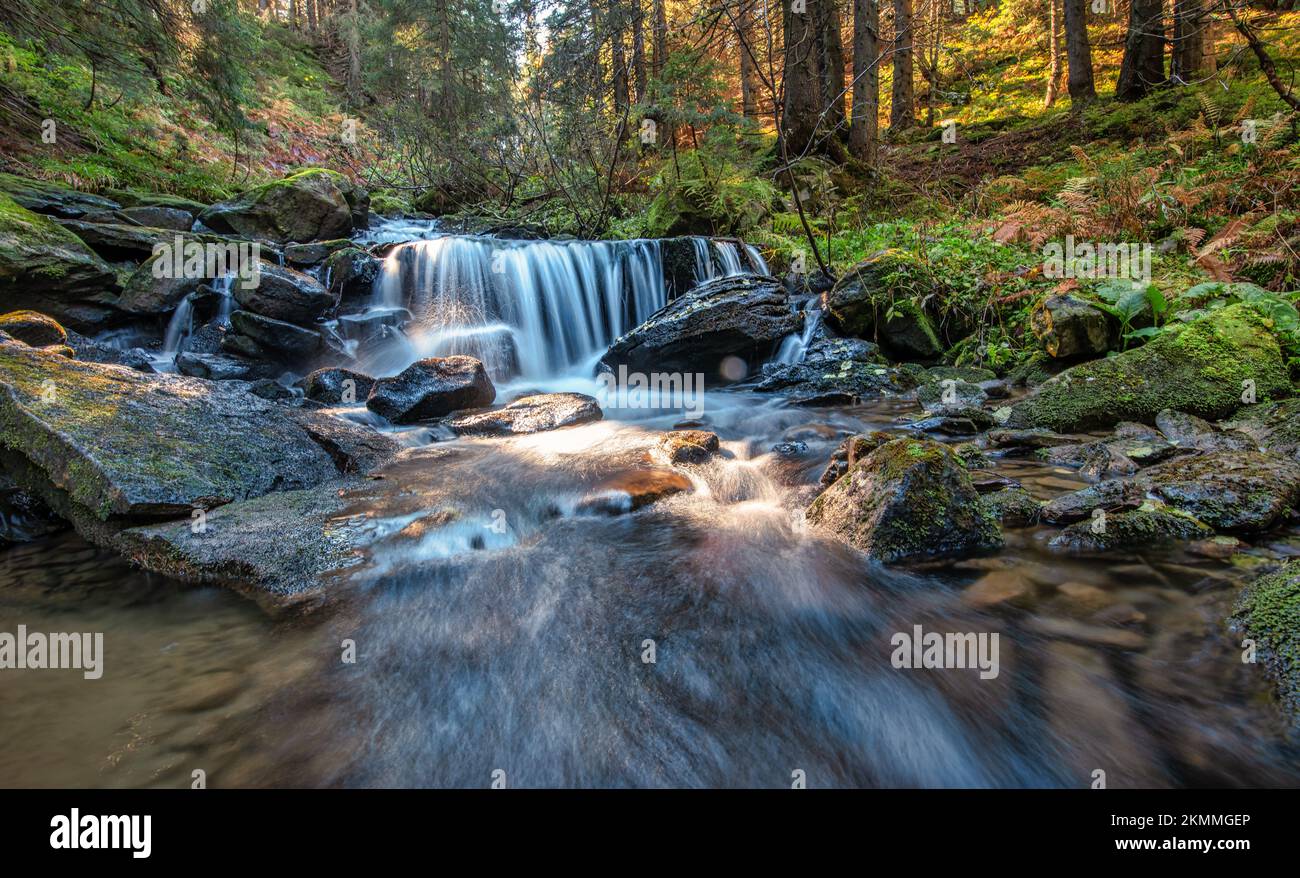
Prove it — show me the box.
[2,1,1300,793]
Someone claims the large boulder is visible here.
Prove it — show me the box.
[600,275,799,380]
[1232,562,1300,726]
[197,169,360,244]
[0,338,399,527]
[367,356,496,424]
[1006,305,1289,432]
[822,249,947,361]
[449,392,602,435]
[228,310,322,361]
[0,194,119,332]
[116,253,205,314]
[0,174,119,218]
[233,263,334,324]
[805,436,1002,563]
[1048,506,1213,554]
[1030,294,1114,359]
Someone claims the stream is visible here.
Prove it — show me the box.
[1,222,1297,788]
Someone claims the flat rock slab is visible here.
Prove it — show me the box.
[0,339,398,520]
[449,392,602,436]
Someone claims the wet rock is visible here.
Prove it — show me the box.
[600,274,799,381]
[1221,398,1300,458]
[1030,293,1114,359]
[1007,305,1289,432]
[805,437,1002,564]
[771,440,808,457]
[83,205,194,231]
[0,337,400,524]
[301,367,375,405]
[1137,450,1300,531]
[0,193,120,332]
[1231,561,1300,726]
[56,220,246,262]
[233,262,334,324]
[228,310,322,361]
[987,427,1077,449]
[63,331,154,371]
[247,379,295,401]
[1040,479,1147,524]
[953,442,990,469]
[578,468,693,515]
[366,355,495,424]
[0,174,119,218]
[1048,507,1213,554]
[917,378,987,411]
[1030,617,1146,650]
[175,351,274,382]
[116,254,206,314]
[285,239,352,268]
[981,487,1041,527]
[1040,442,1139,479]
[323,247,381,303]
[962,569,1033,607]
[1155,409,1217,445]
[650,429,720,464]
[1055,582,1116,615]
[0,477,66,545]
[198,169,360,244]
[817,431,893,490]
[752,335,900,399]
[449,392,603,436]
[0,311,67,347]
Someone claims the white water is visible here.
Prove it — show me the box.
[351,231,769,383]
[152,274,235,371]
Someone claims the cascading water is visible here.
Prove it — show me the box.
[151,274,236,371]
[350,232,767,383]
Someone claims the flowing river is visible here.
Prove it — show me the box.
[1,224,1297,788]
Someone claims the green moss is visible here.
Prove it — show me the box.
[1233,562,1300,726]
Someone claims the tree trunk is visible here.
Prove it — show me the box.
[1116,0,1165,100]
[1062,0,1095,103]
[783,0,825,155]
[1044,0,1063,107]
[347,0,362,105]
[306,0,316,31]
[652,0,667,78]
[612,7,629,112]
[820,0,848,137]
[737,0,762,118]
[632,0,647,103]
[849,0,880,162]
[890,0,915,129]
[1171,0,1206,84]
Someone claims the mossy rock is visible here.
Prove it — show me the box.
[0,337,398,522]
[0,311,68,347]
[823,250,946,361]
[1048,506,1213,554]
[0,193,119,332]
[981,487,1041,527]
[1232,562,1300,727]
[197,169,360,244]
[0,174,119,218]
[806,436,1003,563]
[1007,304,1290,432]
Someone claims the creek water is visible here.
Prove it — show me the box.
[2,225,1297,788]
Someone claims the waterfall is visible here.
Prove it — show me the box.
[354,234,764,383]
[773,308,822,365]
[152,274,235,370]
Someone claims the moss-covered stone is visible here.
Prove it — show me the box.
[0,174,119,218]
[822,249,948,361]
[1008,304,1290,432]
[1231,561,1300,727]
[0,311,68,347]
[806,436,1003,563]
[1048,505,1213,553]
[197,169,360,244]
[0,194,119,332]
[981,486,1041,527]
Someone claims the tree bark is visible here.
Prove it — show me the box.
[849,0,879,161]
[1044,0,1063,107]
[632,0,647,103]
[652,0,667,78]
[1171,0,1206,83]
[737,0,763,118]
[1062,0,1095,103]
[890,0,915,129]
[783,0,825,154]
[1116,0,1166,100]
[819,0,848,137]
